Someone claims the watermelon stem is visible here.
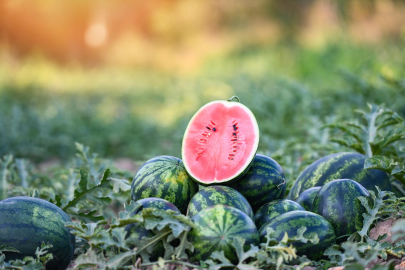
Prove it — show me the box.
[228,96,240,102]
[277,178,286,189]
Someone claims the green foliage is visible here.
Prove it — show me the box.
[325,104,405,157]
[1,46,405,268]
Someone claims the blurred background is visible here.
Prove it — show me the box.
[1,0,405,163]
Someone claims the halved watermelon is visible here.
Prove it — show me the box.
[182,97,259,185]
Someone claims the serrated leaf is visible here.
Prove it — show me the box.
[0,245,20,253]
[62,168,111,211]
[68,209,105,223]
[233,237,260,270]
[65,220,107,241]
[204,251,234,270]
[73,249,108,269]
[143,208,194,238]
[108,177,131,192]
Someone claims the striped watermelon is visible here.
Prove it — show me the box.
[295,187,321,211]
[254,199,304,230]
[288,152,391,200]
[186,185,254,219]
[131,156,198,214]
[0,197,75,270]
[188,205,259,263]
[259,210,336,260]
[182,98,259,185]
[226,154,286,212]
[125,198,181,260]
[312,179,370,241]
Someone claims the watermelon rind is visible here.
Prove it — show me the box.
[182,99,259,185]
[131,156,198,214]
[254,199,305,230]
[312,179,370,241]
[295,186,322,211]
[186,185,254,220]
[0,197,75,270]
[188,205,259,263]
[259,210,336,260]
[288,152,391,200]
[226,154,286,211]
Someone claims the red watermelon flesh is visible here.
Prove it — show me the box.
[182,100,259,184]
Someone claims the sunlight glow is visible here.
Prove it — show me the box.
[85,23,108,47]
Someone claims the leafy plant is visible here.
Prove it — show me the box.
[325,104,405,158]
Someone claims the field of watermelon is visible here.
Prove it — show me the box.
[1,40,405,270]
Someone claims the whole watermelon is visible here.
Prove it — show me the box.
[125,198,181,261]
[0,197,75,270]
[131,156,198,214]
[295,186,321,211]
[312,179,370,241]
[254,199,304,230]
[226,154,286,212]
[288,152,391,200]
[187,185,254,219]
[259,210,336,260]
[188,205,259,263]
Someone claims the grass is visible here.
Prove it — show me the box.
[0,41,404,162]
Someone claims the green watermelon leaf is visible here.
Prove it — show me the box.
[232,237,260,270]
[364,155,405,187]
[142,208,195,238]
[289,226,319,245]
[326,104,405,157]
[109,200,143,230]
[108,177,131,192]
[0,245,20,253]
[204,251,234,270]
[348,187,395,242]
[73,249,109,269]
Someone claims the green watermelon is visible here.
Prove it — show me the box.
[226,154,286,212]
[125,198,181,261]
[188,205,259,263]
[0,197,75,270]
[312,179,370,241]
[295,187,321,211]
[131,156,198,214]
[186,185,254,220]
[254,199,305,230]
[182,97,259,185]
[288,152,391,200]
[259,210,336,260]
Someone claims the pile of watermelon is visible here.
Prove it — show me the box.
[0,96,393,268]
[129,96,392,263]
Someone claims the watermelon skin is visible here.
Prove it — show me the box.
[288,152,391,200]
[131,156,198,214]
[125,198,181,261]
[182,99,259,185]
[188,205,259,263]
[226,154,286,212]
[254,199,304,230]
[259,210,336,260]
[295,187,321,211]
[312,179,370,241]
[187,185,254,220]
[0,197,75,270]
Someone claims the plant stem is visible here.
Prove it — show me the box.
[136,231,171,254]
